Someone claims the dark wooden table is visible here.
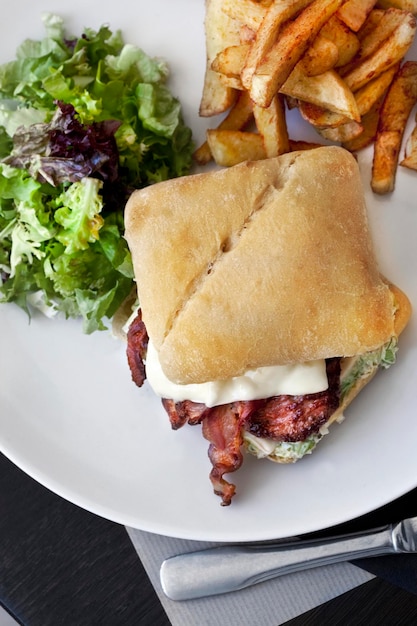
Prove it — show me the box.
[2,450,417,626]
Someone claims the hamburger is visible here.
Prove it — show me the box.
[123,146,411,506]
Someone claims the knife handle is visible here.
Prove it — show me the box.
[160,523,398,601]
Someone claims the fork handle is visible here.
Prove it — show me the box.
[160,523,397,601]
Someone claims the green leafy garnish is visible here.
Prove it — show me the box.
[340,338,398,401]
[0,13,194,332]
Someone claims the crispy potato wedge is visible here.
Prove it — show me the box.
[298,101,349,128]
[372,61,417,193]
[343,97,384,151]
[211,44,249,79]
[250,0,346,107]
[196,0,417,193]
[206,129,266,166]
[241,0,314,91]
[317,119,364,142]
[281,64,360,120]
[194,91,254,165]
[357,9,385,40]
[343,11,416,92]
[253,94,290,156]
[221,0,267,31]
[299,64,397,128]
[240,24,257,44]
[337,0,378,31]
[376,0,417,14]
[321,16,361,67]
[354,63,399,114]
[206,129,323,166]
[199,0,241,117]
[344,7,413,71]
[299,34,340,76]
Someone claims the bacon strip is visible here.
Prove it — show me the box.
[126,310,148,387]
[161,399,212,429]
[202,400,262,506]
[247,358,341,441]
[202,404,243,506]
[126,315,342,505]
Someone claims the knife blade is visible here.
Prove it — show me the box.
[160,516,417,601]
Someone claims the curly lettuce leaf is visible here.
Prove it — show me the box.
[0,13,194,332]
[0,162,133,332]
[53,177,104,254]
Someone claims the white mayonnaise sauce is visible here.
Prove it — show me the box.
[145,340,328,407]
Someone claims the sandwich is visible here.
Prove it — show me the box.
[123,146,411,506]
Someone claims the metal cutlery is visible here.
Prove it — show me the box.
[160,516,417,601]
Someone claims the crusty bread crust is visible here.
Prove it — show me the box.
[330,281,411,421]
[125,146,397,384]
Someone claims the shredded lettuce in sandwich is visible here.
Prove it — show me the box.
[0,13,194,332]
[243,339,398,463]
[340,337,398,401]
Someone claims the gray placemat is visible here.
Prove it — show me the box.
[126,528,374,626]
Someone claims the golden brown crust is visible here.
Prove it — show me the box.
[331,281,411,422]
[125,146,398,384]
[390,281,413,336]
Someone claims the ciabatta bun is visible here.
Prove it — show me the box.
[125,147,397,385]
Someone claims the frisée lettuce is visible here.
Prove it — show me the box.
[0,13,194,332]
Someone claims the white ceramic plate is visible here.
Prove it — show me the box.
[1,0,416,543]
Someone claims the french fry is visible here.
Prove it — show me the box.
[217,74,244,90]
[206,129,323,167]
[320,16,361,67]
[196,0,417,195]
[357,9,385,40]
[221,0,268,31]
[199,0,241,117]
[217,58,361,126]
[194,91,254,165]
[250,0,346,108]
[211,44,249,80]
[253,94,290,157]
[400,121,417,169]
[281,64,360,120]
[336,0,378,31]
[343,97,385,151]
[354,63,399,114]
[376,0,417,14]
[372,61,417,193]
[317,119,364,142]
[298,65,397,130]
[299,34,340,76]
[206,129,266,166]
[342,11,417,92]
[241,0,314,91]
[240,24,257,44]
[344,7,413,70]
[298,102,349,128]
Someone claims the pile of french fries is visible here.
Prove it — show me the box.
[194,0,417,194]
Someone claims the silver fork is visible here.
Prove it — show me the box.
[160,516,417,601]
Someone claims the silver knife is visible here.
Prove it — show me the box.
[160,516,417,601]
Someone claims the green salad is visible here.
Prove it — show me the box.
[0,13,194,332]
